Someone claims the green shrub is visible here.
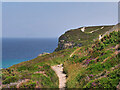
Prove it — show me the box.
[97,53,110,62]
[20,80,36,88]
[89,60,95,65]
[78,56,88,62]
[2,76,18,84]
[91,51,100,58]
[70,55,88,63]
[87,62,104,73]
[76,74,85,82]
[70,55,79,63]
[83,80,95,88]
[17,65,37,71]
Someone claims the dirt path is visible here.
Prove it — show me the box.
[70,48,80,57]
[85,27,104,34]
[51,64,66,88]
[51,48,80,88]
[89,28,101,33]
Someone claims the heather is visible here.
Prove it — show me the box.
[2,24,120,88]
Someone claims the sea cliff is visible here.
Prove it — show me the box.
[55,25,114,51]
[1,23,120,89]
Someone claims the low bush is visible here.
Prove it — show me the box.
[2,76,18,84]
[19,80,36,88]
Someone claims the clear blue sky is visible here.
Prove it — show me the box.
[2,2,118,38]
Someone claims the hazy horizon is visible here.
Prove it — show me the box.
[2,2,118,38]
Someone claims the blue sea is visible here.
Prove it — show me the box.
[2,38,58,68]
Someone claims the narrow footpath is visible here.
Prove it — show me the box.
[70,48,80,57]
[51,64,66,88]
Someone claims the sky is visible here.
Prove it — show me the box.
[2,2,118,38]
[118,2,120,23]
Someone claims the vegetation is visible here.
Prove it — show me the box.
[2,24,120,88]
[2,48,76,88]
[55,25,113,51]
[64,30,120,88]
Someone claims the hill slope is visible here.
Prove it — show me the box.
[1,24,120,89]
[55,25,114,51]
[64,30,120,88]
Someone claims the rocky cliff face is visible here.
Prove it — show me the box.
[55,25,114,51]
[55,35,82,51]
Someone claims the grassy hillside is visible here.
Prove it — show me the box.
[1,24,120,88]
[2,48,76,88]
[64,30,120,88]
[55,25,114,51]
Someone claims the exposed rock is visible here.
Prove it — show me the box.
[114,50,120,55]
[55,39,82,51]
[60,40,65,43]
[2,79,30,88]
[115,44,120,50]
[34,71,48,77]
[63,42,74,48]
[116,82,120,90]
[38,52,49,56]
[16,79,30,88]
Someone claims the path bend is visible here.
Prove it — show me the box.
[51,64,66,88]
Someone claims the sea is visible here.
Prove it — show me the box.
[2,38,58,68]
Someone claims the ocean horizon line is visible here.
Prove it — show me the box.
[2,37,58,39]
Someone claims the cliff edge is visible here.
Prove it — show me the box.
[55,25,114,51]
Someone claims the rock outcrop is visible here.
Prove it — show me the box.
[55,37,82,51]
[38,52,49,56]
